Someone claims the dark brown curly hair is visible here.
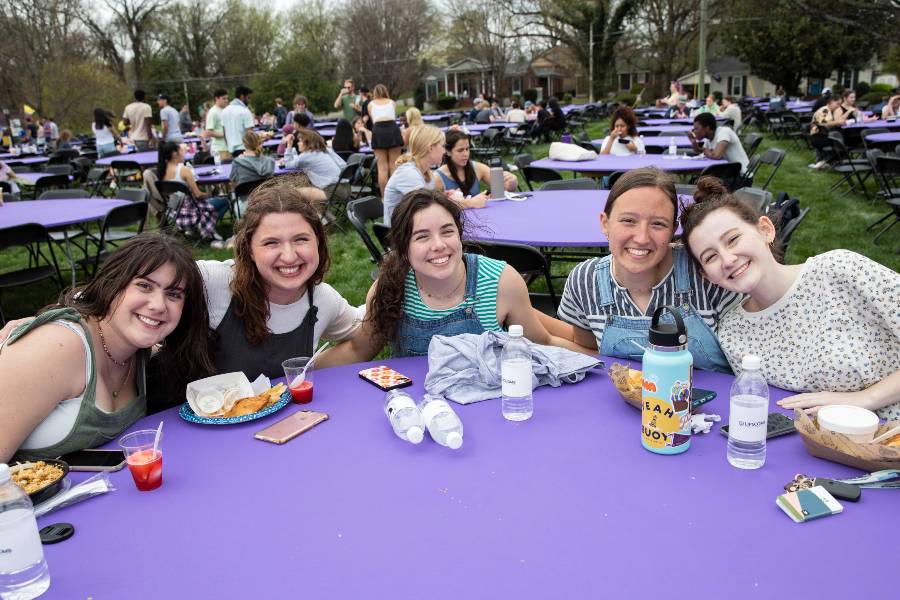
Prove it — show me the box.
[231,185,330,345]
[43,232,215,400]
[368,189,465,345]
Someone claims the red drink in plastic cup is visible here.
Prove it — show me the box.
[290,380,314,404]
[126,449,163,491]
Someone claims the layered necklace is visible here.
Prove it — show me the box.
[417,263,466,302]
[97,322,133,399]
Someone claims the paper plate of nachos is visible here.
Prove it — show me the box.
[179,383,290,425]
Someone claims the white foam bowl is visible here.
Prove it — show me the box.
[817,405,880,443]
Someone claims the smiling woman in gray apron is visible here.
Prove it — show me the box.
[197,186,361,380]
[0,234,215,463]
[541,167,740,374]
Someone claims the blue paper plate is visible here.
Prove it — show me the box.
[178,388,291,425]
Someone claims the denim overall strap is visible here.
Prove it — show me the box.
[594,255,615,308]
[672,245,692,301]
[393,253,485,357]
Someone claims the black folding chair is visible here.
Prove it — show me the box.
[346,196,386,266]
[464,240,559,314]
[322,161,360,230]
[742,148,785,190]
[0,223,63,325]
[742,133,763,159]
[521,166,563,191]
[155,180,192,234]
[733,187,773,213]
[827,133,872,200]
[693,162,744,192]
[109,160,143,188]
[232,178,266,218]
[79,202,149,276]
[539,177,599,191]
[868,155,900,242]
[33,174,72,198]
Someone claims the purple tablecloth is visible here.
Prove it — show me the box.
[842,119,900,131]
[532,154,724,175]
[592,136,693,149]
[464,190,610,247]
[95,150,196,167]
[194,162,302,185]
[14,172,74,185]
[4,155,50,165]
[866,131,900,143]
[638,125,693,134]
[40,356,893,599]
[442,123,519,135]
[0,198,130,229]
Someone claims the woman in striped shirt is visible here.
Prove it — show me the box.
[322,189,593,360]
[540,167,740,373]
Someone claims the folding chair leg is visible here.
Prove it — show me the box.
[873,216,898,242]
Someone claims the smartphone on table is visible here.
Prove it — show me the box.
[358,366,413,392]
[59,449,127,472]
[255,410,329,444]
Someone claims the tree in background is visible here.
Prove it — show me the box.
[444,2,512,97]
[724,0,897,94]
[339,0,437,97]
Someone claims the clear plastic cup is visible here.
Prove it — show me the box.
[118,429,163,491]
[282,357,314,404]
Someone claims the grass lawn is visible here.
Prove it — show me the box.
[1,118,897,324]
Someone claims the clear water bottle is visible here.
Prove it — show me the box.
[213,152,222,167]
[501,325,533,421]
[637,135,646,156]
[0,464,51,599]
[383,390,425,444]
[668,137,677,156]
[418,395,463,450]
[727,355,770,469]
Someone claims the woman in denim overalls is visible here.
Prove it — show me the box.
[539,167,736,373]
[321,189,596,363]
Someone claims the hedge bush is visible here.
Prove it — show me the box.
[436,94,457,110]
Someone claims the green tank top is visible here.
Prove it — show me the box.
[403,253,506,331]
[8,308,148,462]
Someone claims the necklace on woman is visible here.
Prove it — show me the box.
[110,358,134,399]
[97,322,130,367]
[418,266,466,302]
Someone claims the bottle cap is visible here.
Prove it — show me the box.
[648,305,687,347]
[741,355,761,370]
[406,426,424,444]
[0,464,8,484]
[446,431,463,450]
[508,324,523,337]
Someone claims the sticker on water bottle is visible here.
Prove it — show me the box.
[501,359,533,397]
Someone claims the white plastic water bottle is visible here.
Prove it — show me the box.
[418,395,464,449]
[501,325,533,421]
[383,390,425,444]
[213,152,222,167]
[727,355,770,469]
[637,135,646,156]
[668,137,677,156]
[0,464,51,599]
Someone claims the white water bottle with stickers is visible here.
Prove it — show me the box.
[727,355,770,469]
[501,325,533,421]
[0,464,51,599]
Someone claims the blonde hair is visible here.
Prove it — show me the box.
[242,130,261,153]
[373,84,389,99]
[405,107,423,128]
[395,125,444,178]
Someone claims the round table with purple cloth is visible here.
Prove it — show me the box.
[591,136,693,149]
[531,153,725,176]
[0,198,130,229]
[40,356,894,599]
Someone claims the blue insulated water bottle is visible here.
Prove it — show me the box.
[641,306,693,455]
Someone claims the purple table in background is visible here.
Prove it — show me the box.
[638,124,693,134]
[532,153,724,176]
[640,117,723,125]
[95,150,195,167]
[3,155,50,166]
[422,113,455,121]
[866,131,900,144]
[842,119,900,131]
[194,162,305,185]
[591,136,693,149]
[442,123,519,136]
[464,190,609,247]
[14,172,75,186]
[41,356,893,599]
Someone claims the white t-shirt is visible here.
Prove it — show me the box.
[600,135,646,156]
[707,126,748,172]
[197,259,361,343]
[717,250,900,420]
[506,109,526,124]
[92,123,115,146]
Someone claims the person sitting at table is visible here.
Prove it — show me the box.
[287,95,315,128]
[159,142,228,240]
[688,112,749,174]
[769,88,786,112]
[331,118,361,154]
[276,113,312,155]
[400,107,424,147]
[524,101,539,122]
[230,131,275,216]
[437,129,517,201]
[93,107,122,158]
[0,233,215,463]
[56,129,74,151]
[657,81,683,108]
[354,116,372,147]
[666,96,690,119]
[490,100,505,120]
[281,128,347,204]
[536,167,740,373]
[695,94,720,116]
[368,84,405,197]
[599,106,645,156]
[808,95,848,170]
[680,177,900,419]
[506,102,526,124]
[840,89,858,117]
[881,95,900,119]
[719,96,742,128]
[318,189,593,361]
[0,159,23,201]
[197,186,362,379]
